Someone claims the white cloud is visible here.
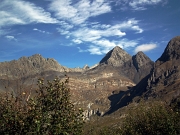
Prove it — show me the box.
[72,39,83,44]
[59,21,74,30]
[33,28,51,34]
[0,0,58,28]
[114,0,164,10]
[77,38,139,55]
[54,17,143,55]
[56,28,70,35]
[86,39,138,55]
[68,18,142,54]
[134,44,157,53]
[5,35,17,41]
[49,0,111,24]
[130,0,163,10]
[71,19,142,43]
[88,45,103,55]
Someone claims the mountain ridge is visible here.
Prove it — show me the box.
[108,36,180,113]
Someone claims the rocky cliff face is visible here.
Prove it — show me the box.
[158,36,180,63]
[0,44,155,119]
[0,54,68,78]
[118,36,180,106]
[132,51,153,71]
[0,51,137,119]
[100,46,132,67]
[144,36,180,102]
[99,46,154,83]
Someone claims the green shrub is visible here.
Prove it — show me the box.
[0,77,84,135]
[99,126,121,135]
[120,101,180,135]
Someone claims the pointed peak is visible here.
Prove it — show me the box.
[132,51,153,70]
[136,51,144,55]
[99,46,131,67]
[113,46,122,50]
[111,46,124,52]
[157,36,180,62]
[134,51,152,61]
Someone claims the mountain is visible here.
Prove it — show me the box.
[1,36,179,122]
[0,44,157,119]
[0,50,137,118]
[132,51,153,71]
[99,46,154,83]
[132,51,154,83]
[100,46,131,67]
[111,36,180,112]
[0,54,68,78]
[144,36,180,102]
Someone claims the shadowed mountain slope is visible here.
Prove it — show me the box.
[108,36,180,114]
[99,46,154,83]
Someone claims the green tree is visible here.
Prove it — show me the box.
[0,77,84,135]
[120,101,180,135]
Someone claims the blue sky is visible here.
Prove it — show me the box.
[0,0,180,68]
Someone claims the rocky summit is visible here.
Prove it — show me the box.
[100,46,132,67]
[0,45,153,119]
[113,36,180,111]
[99,45,154,83]
[1,36,180,119]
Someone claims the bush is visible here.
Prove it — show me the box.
[99,126,121,135]
[120,101,180,135]
[0,77,84,135]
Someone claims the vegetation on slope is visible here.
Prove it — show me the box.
[0,76,180,135]
[0,77,84,135]
[83,100,180,135]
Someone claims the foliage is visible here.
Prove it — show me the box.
[0,77,84,135]
[87,101,180,135]
[99,126,121,135]
[120,101,180,135]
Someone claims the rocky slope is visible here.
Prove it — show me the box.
[99,46,154,83]
[0,54,67,78]
[100,46,132,67]
[109,36,180,114]
[0,45,154,119]
[144,36,180,102]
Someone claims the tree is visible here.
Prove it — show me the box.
[0,77,84,135]
[120,101,180,135]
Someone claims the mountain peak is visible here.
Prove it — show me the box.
[136,51,144,55]
[157,36,180,62]
[132,51,153,70]
[113,46,122,50]
[99,46,131,67]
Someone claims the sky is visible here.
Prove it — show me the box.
[0,0,180,68]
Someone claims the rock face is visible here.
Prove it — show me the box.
[0,54,68,78]
[0,44,154,117]
[99,46,154,83]
[0,51,136,116]
[144,36,180,102]
[132,51,154,83]
[132,51,153,71]
[158,36,180,62]
[100,46,131,67]
[118,36,180,106]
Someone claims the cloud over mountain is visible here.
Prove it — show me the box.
[134,44,157,53]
